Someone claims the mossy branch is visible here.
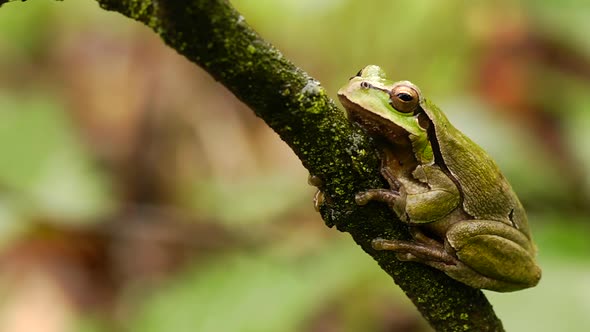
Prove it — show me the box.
[96,1,505,331]
[5,0,504,330]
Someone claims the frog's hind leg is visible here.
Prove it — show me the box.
[409,227,443,248]
[446,220,541,288]
[371,236,513,290]
[374,226,451,261]
[371,237,459,265]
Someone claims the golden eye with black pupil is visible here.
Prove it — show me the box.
[390,84,419,113]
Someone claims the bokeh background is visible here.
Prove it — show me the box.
[0,1,589,331]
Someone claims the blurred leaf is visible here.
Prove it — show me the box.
[0,0,55,54]
[129,237,405,332]
[487,218,590,331]
[487,257,590,332]
[73,317,109,332]
[533,216,590,260]
[192,174,311,225]
[0,94,113,222]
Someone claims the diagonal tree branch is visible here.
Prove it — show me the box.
[95,1,505,331]
[4,0,505,330]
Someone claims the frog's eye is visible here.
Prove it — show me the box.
[397,92,413,102]
[390,84,419,113]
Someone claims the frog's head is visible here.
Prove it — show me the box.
[337,65,427,144]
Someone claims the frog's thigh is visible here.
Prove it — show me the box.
[447,220,540,285]
[405,189,459,222]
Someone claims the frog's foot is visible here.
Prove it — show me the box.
[313,190,324,212]
[308,174,325,212]
[371,238,459,266]
[408,227,443,248]
[307,174,323,187]
[355,189,400,206]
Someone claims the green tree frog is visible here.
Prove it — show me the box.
[337,65,541,292]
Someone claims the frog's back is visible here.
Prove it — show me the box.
[420,99,531,238]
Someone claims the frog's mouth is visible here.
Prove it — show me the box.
[339,96,414,147]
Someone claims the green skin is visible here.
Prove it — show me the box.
[337,65,541,292]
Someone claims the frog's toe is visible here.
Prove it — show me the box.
[312,190,324,212]
[355,192,371,205]
[396,252,418,261]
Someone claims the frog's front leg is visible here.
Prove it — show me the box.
[357,164,461,223]
[355,189,400,206]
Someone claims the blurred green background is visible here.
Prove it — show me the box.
[0,1,589,331]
